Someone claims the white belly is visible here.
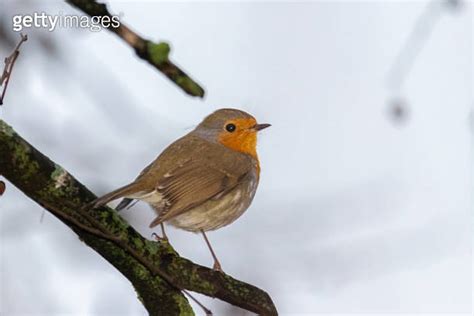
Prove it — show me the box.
[167,180,257,232]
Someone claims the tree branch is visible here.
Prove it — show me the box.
[66,0,205,98]
[0,33,28,105]
[0,119,278,316]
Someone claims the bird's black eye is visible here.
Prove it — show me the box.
[225,123,236,132]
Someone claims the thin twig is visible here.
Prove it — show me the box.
[387,0,462,92]
[183,290,213,316]
[0,33,28,105]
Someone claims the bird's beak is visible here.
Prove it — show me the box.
[253,123,271,131]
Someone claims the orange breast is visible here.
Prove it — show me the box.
[218,118,260,176]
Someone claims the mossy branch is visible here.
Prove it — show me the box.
[0,119,278,316]
[65,0,205,98]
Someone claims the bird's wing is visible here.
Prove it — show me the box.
[148,160,249,227]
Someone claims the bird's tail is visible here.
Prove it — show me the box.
[115,198,135,211]
[90,182,141,209]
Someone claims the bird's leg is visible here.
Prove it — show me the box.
[160,223,168,241]
[152,223,168,242]
[201,229,223,272]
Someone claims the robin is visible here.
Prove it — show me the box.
[91,108,270,271]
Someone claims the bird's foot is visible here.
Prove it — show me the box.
[212,260,224,273]
[152,232,168,243]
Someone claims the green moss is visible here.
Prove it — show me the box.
[144,240,159,256]
[132,236,144,249]
[148,42,170,65]
[132,262,151,280]
[0,120,15,137]
[175,77,205,97]
[172,264,215,294]
[51,165,66,180]
[93,208,130,233]
[192,274,214,293]
[223,275,250,296]
[143,239,177,257]
[174,294,194,316]
[12,142,39,179]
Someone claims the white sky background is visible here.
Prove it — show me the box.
[0,1,472,315]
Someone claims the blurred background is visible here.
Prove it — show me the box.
[0,0,472,315]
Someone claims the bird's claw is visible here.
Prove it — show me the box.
[212,261,224,273]
[152,232,168,243]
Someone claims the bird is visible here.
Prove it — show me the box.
[90,108,270,271]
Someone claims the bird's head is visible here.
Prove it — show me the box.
[193,108,271,159]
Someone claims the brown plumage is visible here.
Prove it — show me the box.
[91,108,270,271]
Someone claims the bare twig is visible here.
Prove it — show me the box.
[0,33,28,106]
[387,0,463,90]
[183,291,213,316]
[66,0,205,98]
[387,1,441,92]
[386,0,463,124]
